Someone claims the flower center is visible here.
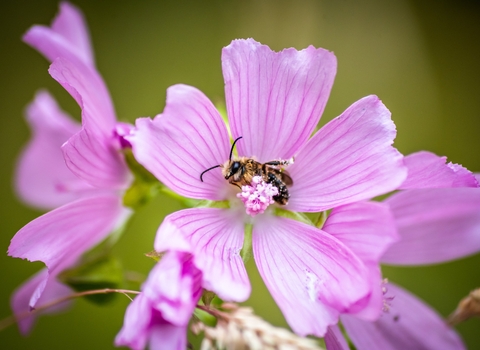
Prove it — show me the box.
[237,176,279,217]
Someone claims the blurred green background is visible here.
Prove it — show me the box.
[1,0,479,348]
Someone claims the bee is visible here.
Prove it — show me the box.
[200,136,293,205]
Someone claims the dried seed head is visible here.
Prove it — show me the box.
[447,287,480,325]
[192,303,324,350]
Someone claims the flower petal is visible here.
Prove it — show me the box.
[48,57,116,136]
[62,127,130,190]
[49,57,130,189]
[154,208,250,302]
[341,283,465,350]
[14,90,89,210]
[345,263,384,321]
[382,188,480,265]
[8,195,130,306]
[322,201,398,263]
[143,252,202,326]
[149,323,187,350]
[222,38,337,161]
[11,269,72,335]
[23,2,94,67]
[288,95,407,212]
[400,151,478,189]
[115,294,151,350]
[252,215,370,336]
[324,325,349,350]
[128,84,231,200]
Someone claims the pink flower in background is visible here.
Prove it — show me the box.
[15,90,85,210]
[9,2,131,333]
[115,252,202,350]
[323,152,479,350]
[128,38,408,336]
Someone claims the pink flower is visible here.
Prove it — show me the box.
[9,2,131,334]
[128,38,408,336]
[115,252,202,350]
[322,151,479,349]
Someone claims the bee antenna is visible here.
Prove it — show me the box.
[200,165,222,182]
[230,136,243,161]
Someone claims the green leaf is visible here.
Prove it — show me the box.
[145,250,164,262]
[273,207,314,226]
[123,178,161,209]
[58,254,124,305]
[194,308,217,327]
[201,290,217,306]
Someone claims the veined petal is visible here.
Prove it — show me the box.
[325,325,349,350]
[11,269,72,335]
[62,127,131,190]
[345,263,384,321]
[341,283,465,350]
[222,39,337,162]
[154,208,250,302]
[382,188,480,265]
[400,151,478,189]
[128,85,231,200]
[49,57,116,136]
[115,294,151,350]
[23,2,94,67]
[252,215,370,337]
[143,252,202,327]
[49,57,130,189]
[323,201,398,263]
[288,95,407,212]
[8,195,131,306]
[14,90,90,210]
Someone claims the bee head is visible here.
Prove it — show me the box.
[225,160,242,180]
[200,136,243,182]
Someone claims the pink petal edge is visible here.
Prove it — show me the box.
[288,95,407,212]
[382,188,480,265]
[23,2,94,68]
[324,325,349,350]
[14,90,88,210]
[49,57,130,189]
[11,269,72,335]
[9,195,131,307]
[323,201,399,263]
[341,283,465,350]
[128,84,232,201]
[223,38,337,162]
[154,207,251,302]
[400,151,478,189]
[252,215,370,336]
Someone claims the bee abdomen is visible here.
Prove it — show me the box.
[266,173,290,205]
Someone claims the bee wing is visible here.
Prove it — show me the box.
[264,164,294,186]
[281,171,293,186]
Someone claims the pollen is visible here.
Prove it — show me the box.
[237,176,278,216]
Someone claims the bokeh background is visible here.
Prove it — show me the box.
[1,0,479,349]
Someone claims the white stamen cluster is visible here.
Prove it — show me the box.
[192,303,323,350]
[237,176,278,217]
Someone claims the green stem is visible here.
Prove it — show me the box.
[240,223,253,263]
